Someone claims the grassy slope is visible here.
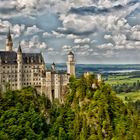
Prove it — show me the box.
[106,74,140,102]
[117,91,140,102]
[106,76,140,85]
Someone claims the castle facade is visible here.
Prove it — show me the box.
[0,30,75,102]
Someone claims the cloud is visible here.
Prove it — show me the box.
[66,34,78,39]
[0,0,140,63]
[25,25,42,35]
[103,50,115,57]
[113,34,127,45]
[43,32,52,38]
[104,34,112,40]
[38,42,48,49]
[97,43,114,49]
[20,35,47,50]
[51,31,65,38]
[74,38,90,44]
[17,0,39,8]
[59,14,98,34]
[62,45,72,52]
[48,47,54,51]
[12,24,25,38]
[59,2,139,35]
[69,4,127,16]
[130,30,140,41]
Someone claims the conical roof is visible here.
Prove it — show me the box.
[7,27,12,41]
[17,44,22,53]
[68,51,74,55]
[52,62,55,65]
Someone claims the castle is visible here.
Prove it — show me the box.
[0,29,75,102]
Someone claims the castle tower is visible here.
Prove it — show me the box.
[17,44,23,90]
[97,74,102,83]
[6,28,13,51]
[54,74,61,101]
[51,62,56,72]
[67,51,75,76]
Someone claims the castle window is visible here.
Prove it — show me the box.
[52,90,54,100]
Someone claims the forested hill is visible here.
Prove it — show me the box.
[0,74,140,139]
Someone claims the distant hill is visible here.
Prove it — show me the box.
[52,63,140,77]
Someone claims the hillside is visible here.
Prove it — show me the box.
[0,87,51,140]
[52,75,140,140]
[0,75,140,139]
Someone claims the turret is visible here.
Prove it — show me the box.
[51,62,56,72]
[17,44,23,90]
[67,51,75,76]
[97,74,102,83]
[6,28,13,51]
[17,44,22,63]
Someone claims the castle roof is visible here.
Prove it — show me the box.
[68,51,74,55]
[0,51,17,64]
[22,53,44,64]
[0,51,44,64]
[52,62,55,65]
[17,44,22,53]
[7,28,12,41]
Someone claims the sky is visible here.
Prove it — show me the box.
[0,0,140,64]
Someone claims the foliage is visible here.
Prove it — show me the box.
[0,75,140,139]
[0,87,51,140]
[112,80,140,93]
[128,100,140,115]
[48,74,140,139]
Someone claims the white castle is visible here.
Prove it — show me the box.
[0,30,75,102]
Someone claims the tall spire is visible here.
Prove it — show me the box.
[7,27,12,41]
[17,43,22,53]
[6,27,13,51]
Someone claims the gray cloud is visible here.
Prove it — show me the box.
[69,5,124,15]
[0,0,140,64]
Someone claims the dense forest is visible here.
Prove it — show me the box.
[0,74,140,139]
